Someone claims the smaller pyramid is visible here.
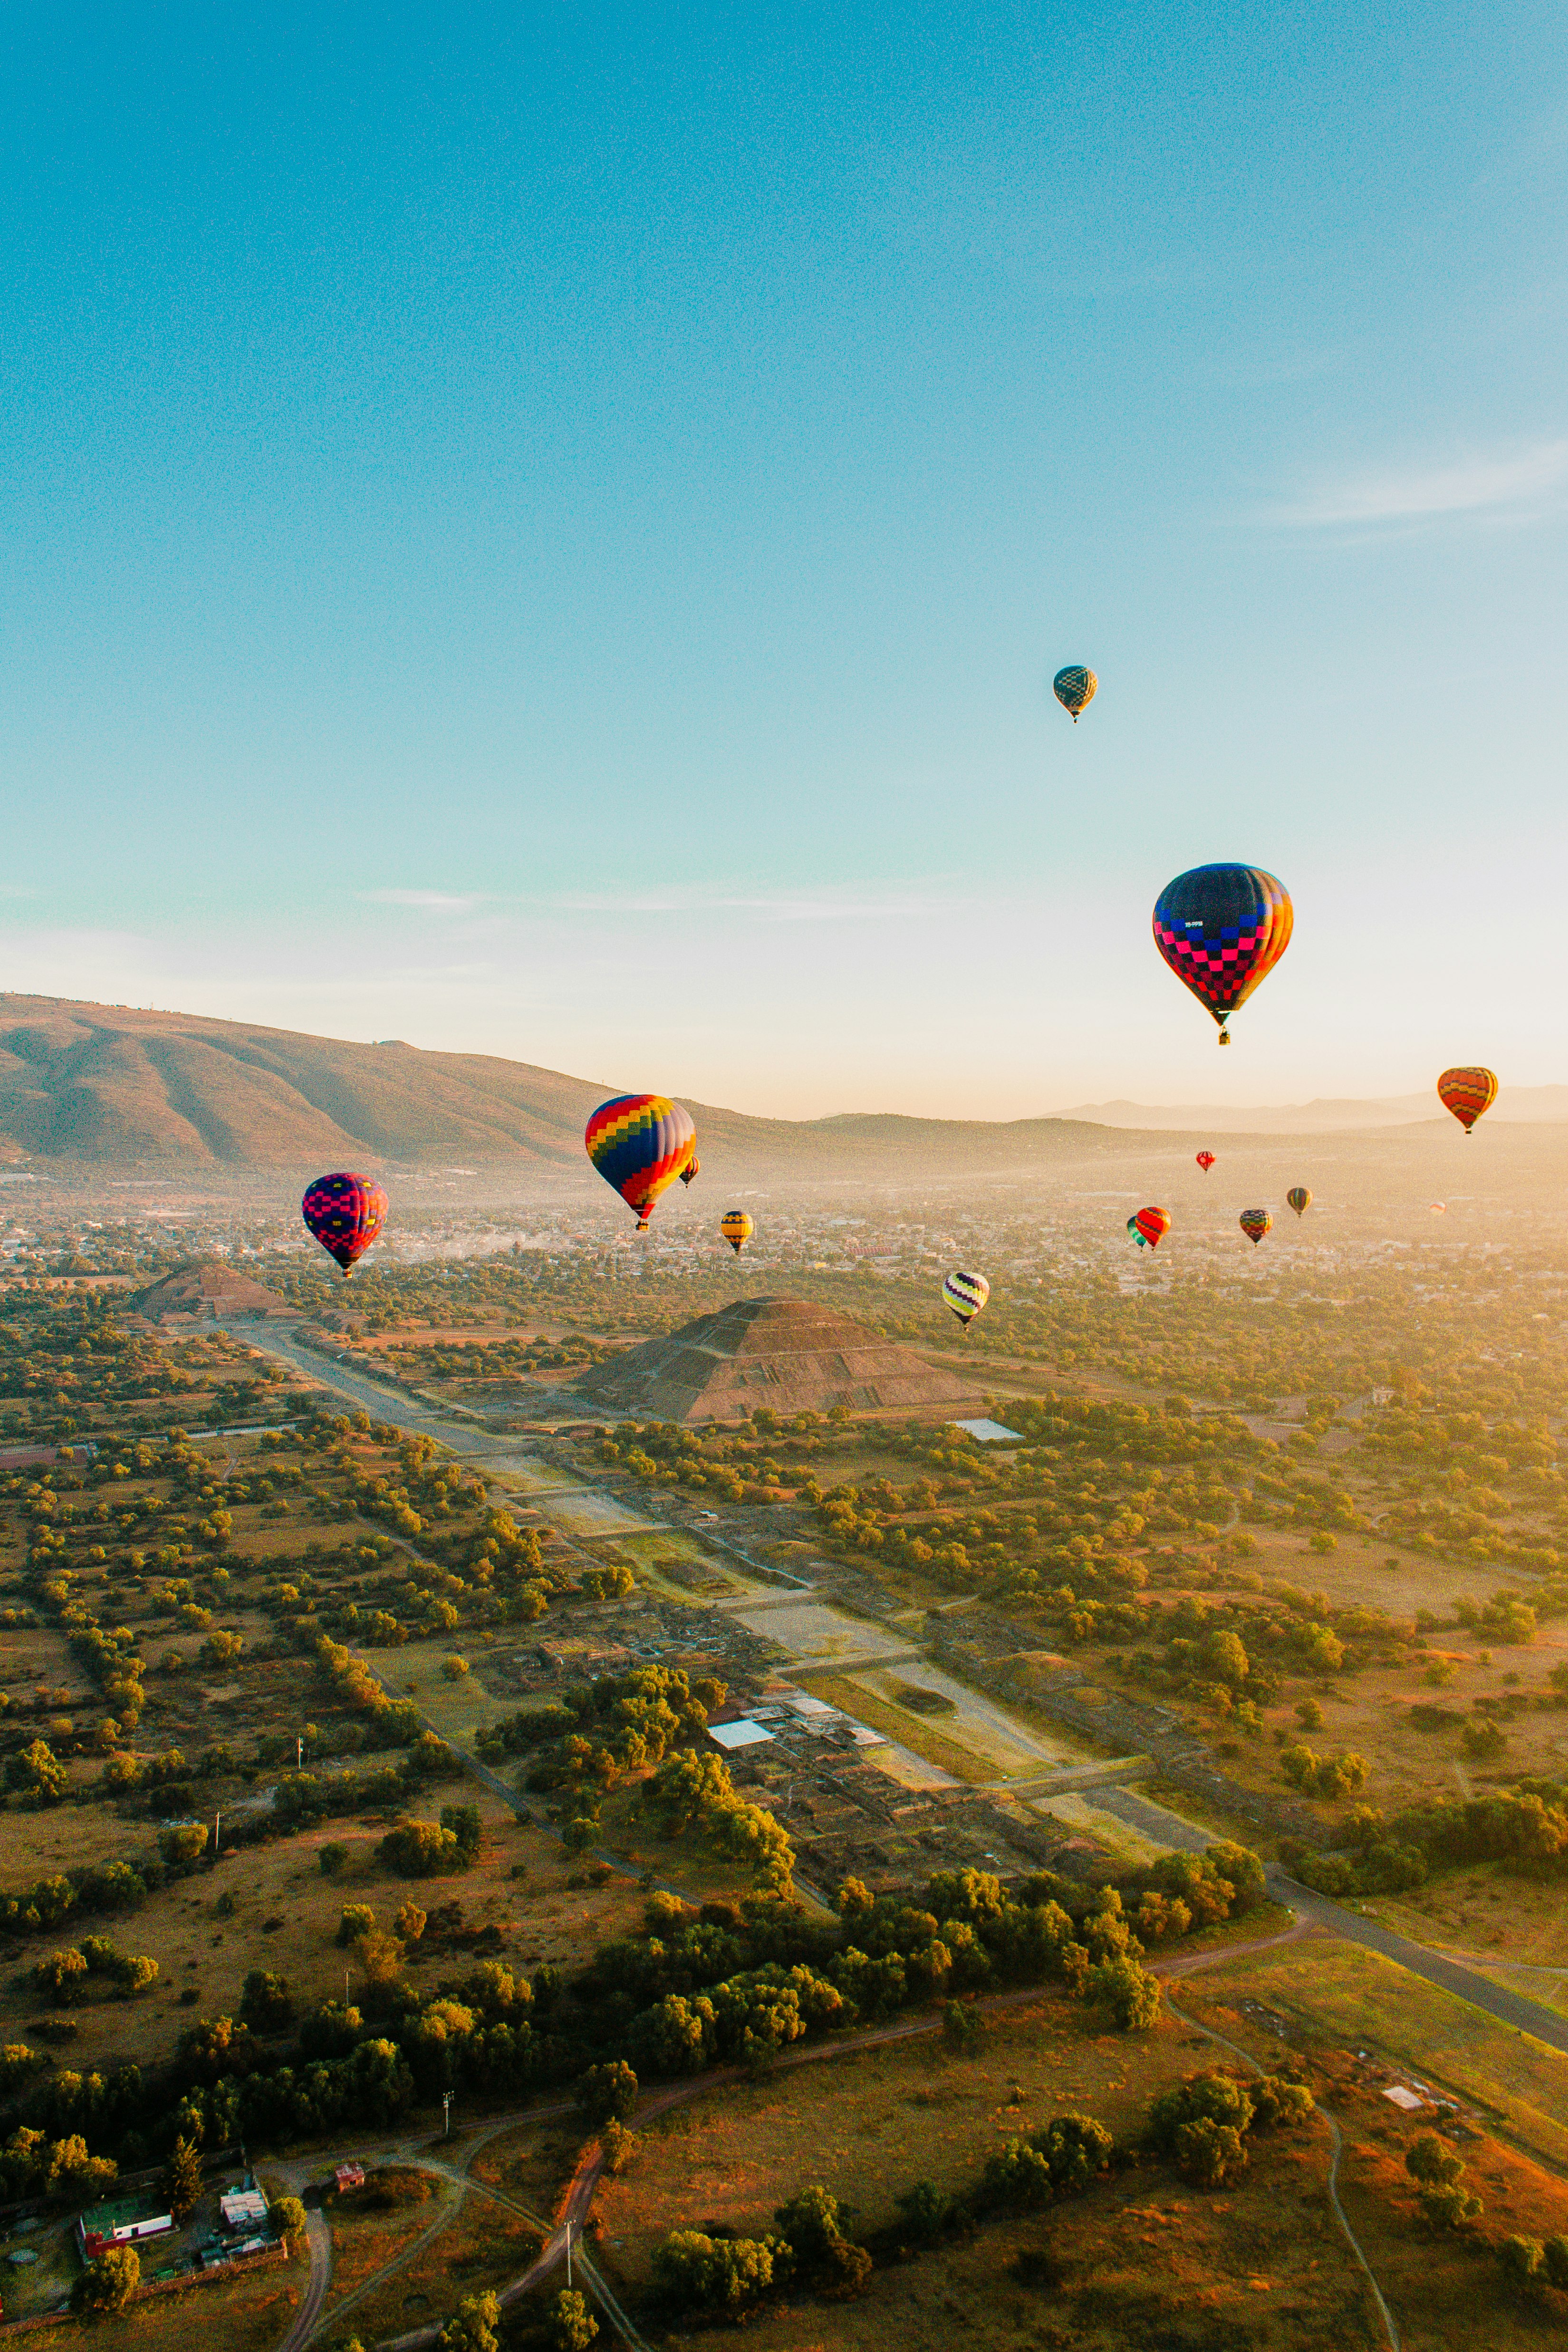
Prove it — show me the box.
[131,1261,301,1324]
[577,1295,981,1424]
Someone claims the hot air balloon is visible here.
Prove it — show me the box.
[1152,864,1293,1044]
[720,1210,753,1255]
[302,1172,388,1277]
[1128,1206,1171,1250]
[680,1157,700,1186]
[1126,1216,1145,1249]
[1195,1151,1217,1175]
[1286,1186,1312,1218]
[1431,1202,1447,1214]
[1053,665,1097,722]
[1239,1208,1272,1246]
[943,1270,990,1329]
[1437,1067,1498,1135]
[584,1095,697,1230]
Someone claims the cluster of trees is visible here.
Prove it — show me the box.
[1404,2129,1483,2229]
[31,1936,158,2003]
[652,2183,871,2318]
[1145,2068,1314,2188]
[476,1665,758,1866]
[1283,1785,1568,1898]
[1278,1742,1369,1801]
[378,1805,483,1877]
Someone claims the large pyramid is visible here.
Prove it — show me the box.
[130,1262,301,1324]
[577,1296,982,1424]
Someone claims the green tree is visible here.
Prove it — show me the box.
[269,2196,307,2241]
[240,1970,296,2033]
[336,1903,376,1947]
[319,1842,350,1877]
[163,2134,203,2224]
[437,2292,500,2352]
[73,2246,140,2313]
[575,2060,638,2126]
[1174,2116,1248,2188]
[548,2290,598,2352]
[894,2181,948,2244]
[378,1819,462,1877]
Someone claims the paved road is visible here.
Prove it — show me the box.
[1276,1873,1568,2057]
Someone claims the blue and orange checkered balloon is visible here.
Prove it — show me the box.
[584,1094,697,1228]
[1153,864,1293,1043]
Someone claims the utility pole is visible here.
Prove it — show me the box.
[297,1733,303,1769]
[213,1809,220,1856]
[442,2091,453,2137]
[566,2220,573,2288]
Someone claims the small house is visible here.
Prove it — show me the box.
[335,2163,366,2193]
[77,2199,174,2260]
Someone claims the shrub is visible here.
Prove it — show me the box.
[895,2180,949,2244]
[337,1904,377,1946]
[575,2060,638,2125]
[319,1842,351,1876]
[441,1657,470,1681]
[652,2230,790,2316]
[1175,2116,1248,2188]
[240,1969,296,2033]
[73,2247,139,2313]
[774,2183,871,2296]
[438,2291,500,2352]
[378,1820,462,1877]
[548,2290,597,2352]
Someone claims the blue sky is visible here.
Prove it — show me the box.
[4,0,1566,1116]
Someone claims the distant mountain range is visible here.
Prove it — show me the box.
[4,995,1558,1168]
[1055,1089,1568,1133]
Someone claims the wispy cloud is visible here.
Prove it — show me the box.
[546,885,944,923]
[358,890,485,914]
[1269,439,1568,529]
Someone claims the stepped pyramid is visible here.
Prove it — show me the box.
[130,1261,301,1324]
[577,1295,981,1424]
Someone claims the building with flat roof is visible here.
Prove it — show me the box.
[77,2199,174,2260]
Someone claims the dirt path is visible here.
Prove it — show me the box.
[1161,1991,1402,2352]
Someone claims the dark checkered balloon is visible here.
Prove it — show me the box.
[302,1172,388,1276]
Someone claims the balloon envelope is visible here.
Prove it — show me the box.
[1053,664,1097,721]
[1286,1186,1312,1217]
[680,1157,701,1186]
[1437,1067,1498,1134]
[1239,1208,1273,1246]
[1195,1151,1217,1174]
[585,1095,697,1228]
[1153,865,1293,1042]
[303,1172,388,1276]
[943,1269,990,1326]
[1130,1205,1171,1249]
[720,1210,754,1255]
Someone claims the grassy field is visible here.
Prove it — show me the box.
[591,1992,1383,2352]
[1177,1934,1568,2172]
[327,2169,543,2342]
[50,2244,312,2352]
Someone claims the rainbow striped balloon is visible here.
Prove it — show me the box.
[942,1269,990,1328]
[1128,1205,1171,1250]
[1286,1186,1312,1217]
[584,1094,696,1229]
[1437,1067,1498,1135]
[721,1210,754,1255]
[1239,1208,1273,1246]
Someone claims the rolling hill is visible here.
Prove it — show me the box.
[0,994,1150,1169]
